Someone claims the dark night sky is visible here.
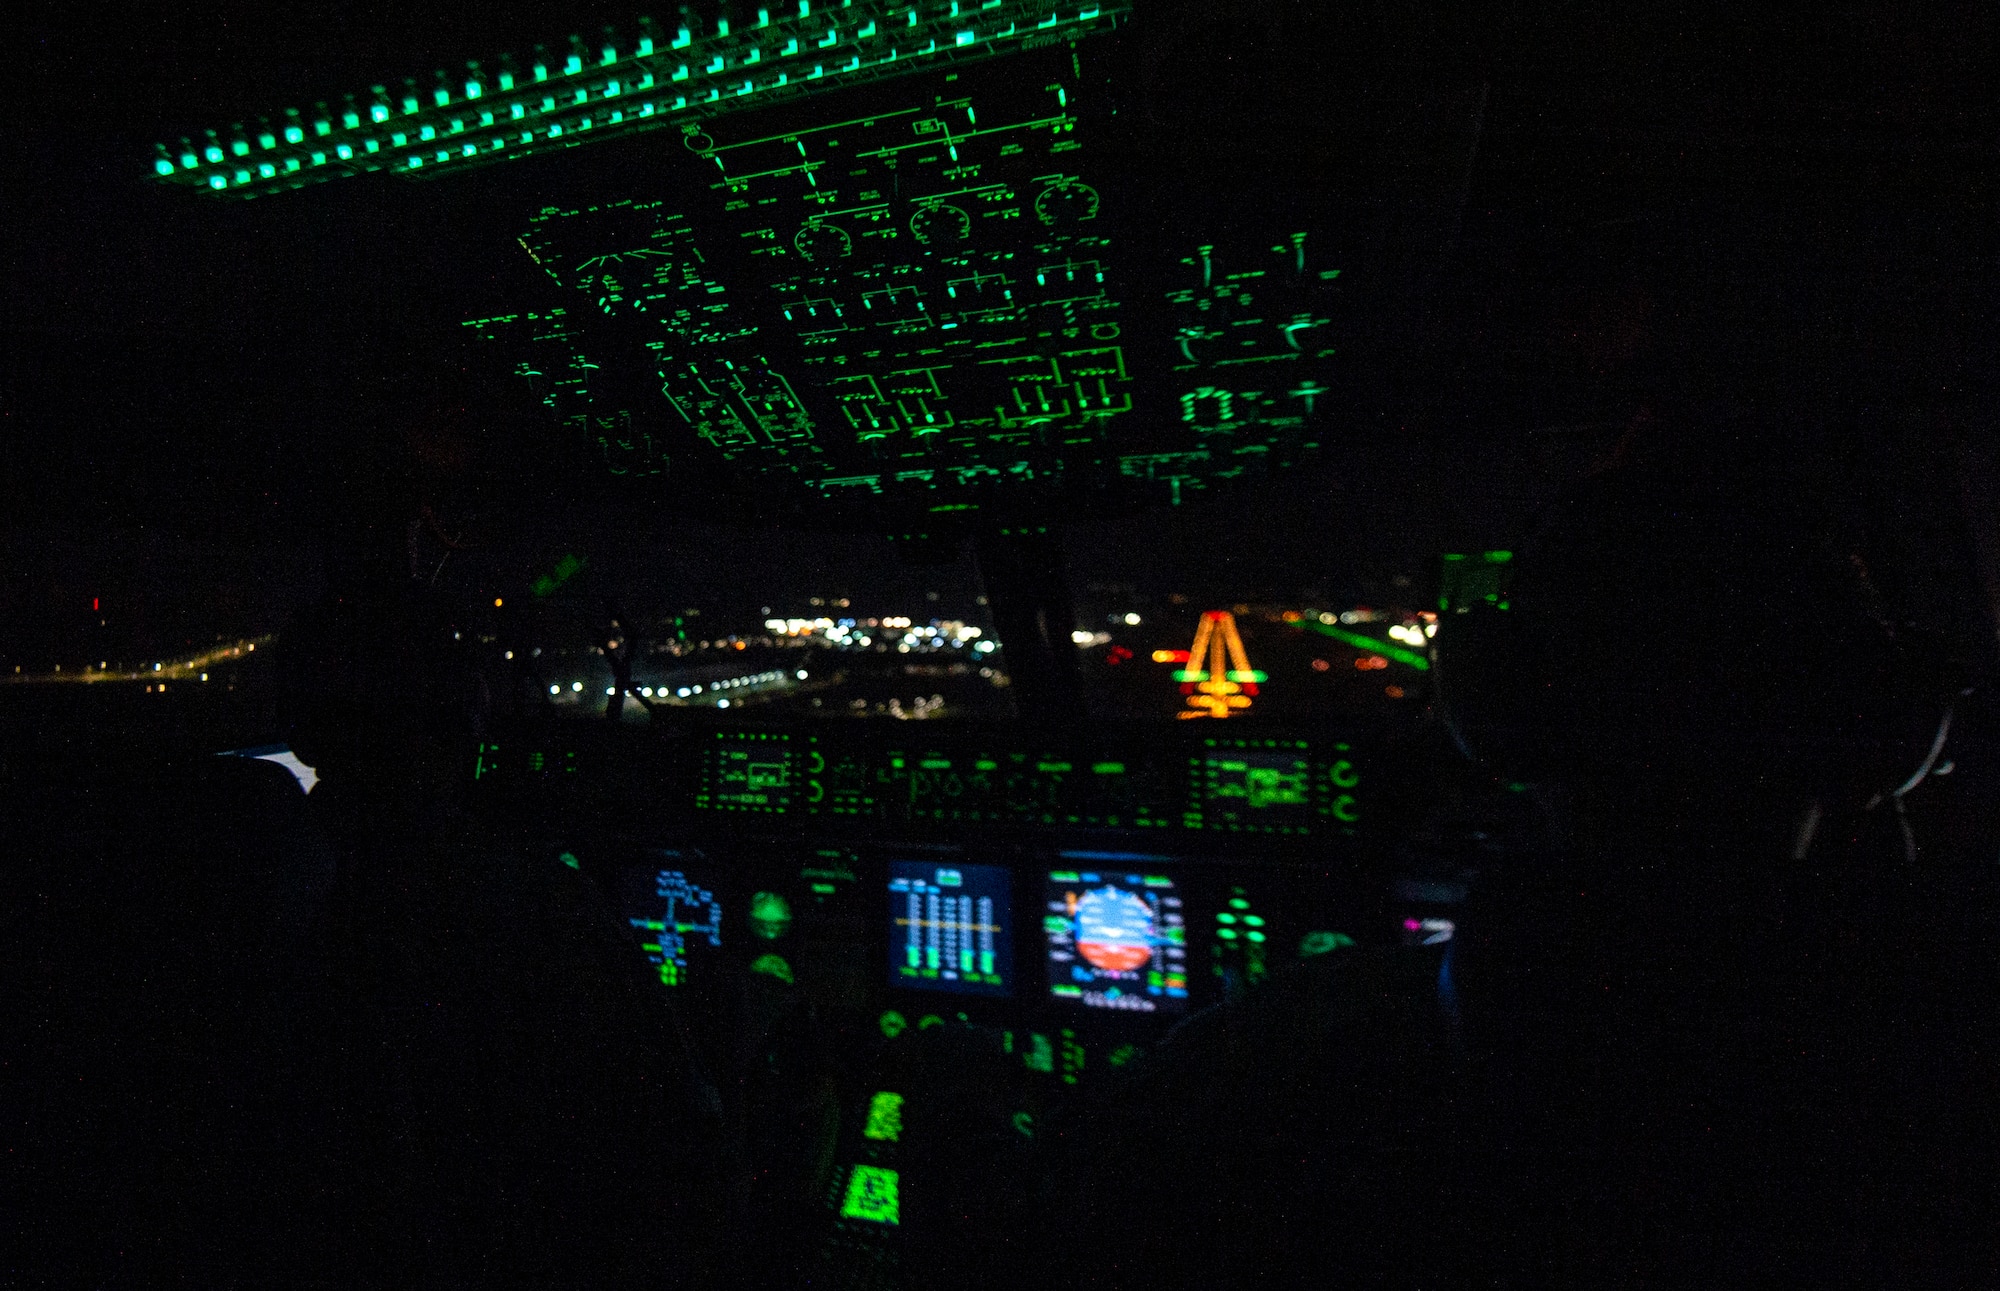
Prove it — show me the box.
[4,2,1996,667]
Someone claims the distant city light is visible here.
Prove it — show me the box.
[550,685,560,695]
[796,669,808,680]
[504,650,514,659]
[1124,612,1141,625]
[607,687,617,695]
[493,598,503,607]
[572,681,583,692]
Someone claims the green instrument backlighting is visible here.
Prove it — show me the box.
[697,730,799,812]
[530,552,586,598]
[1438,551,1514,614]
[862,1091,905,1142]
[749,890,794,939]
[749,952,794,983]
[153,1,1130,200]
[688,728,1366,834]
[878,1009,908,1038]
[1299,930,1357,958]
[839,1164,900,1225]
[156,4,1347,517]
[455,47,1339,506]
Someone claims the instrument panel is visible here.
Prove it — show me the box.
[469,716,1456,1281]
[473,718,1367,840]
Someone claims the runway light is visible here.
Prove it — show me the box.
[717,698,730,708]
[572,681,583,692]
[796,669,808,679]
[550,685,560,694]
[1124,612,1141,625]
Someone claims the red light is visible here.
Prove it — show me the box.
[92,598,99,612]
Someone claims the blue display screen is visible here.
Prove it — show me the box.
[619,854,724,988]
[887,861,1013,998]
[1043,870,1189,1013]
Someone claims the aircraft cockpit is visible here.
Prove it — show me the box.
[7,2,1993,1286]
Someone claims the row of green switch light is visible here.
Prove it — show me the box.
[1217,897,1265,942]
[152,0,1129,197]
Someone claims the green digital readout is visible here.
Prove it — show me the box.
[684,728,1362,834]
[862,1091,905,1142]
[695,729,800,813]
[1187,738,1317,835]
[839,1164,901,1224]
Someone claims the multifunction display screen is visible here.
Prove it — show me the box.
[886,861,1013,998]
[1043,869,1189,1013]
[618,854,725,987]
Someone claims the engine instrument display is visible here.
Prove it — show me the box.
[887,860,1013,997]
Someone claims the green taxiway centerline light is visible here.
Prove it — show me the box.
[151,0,1131,199]
[1295,620,1431,671]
